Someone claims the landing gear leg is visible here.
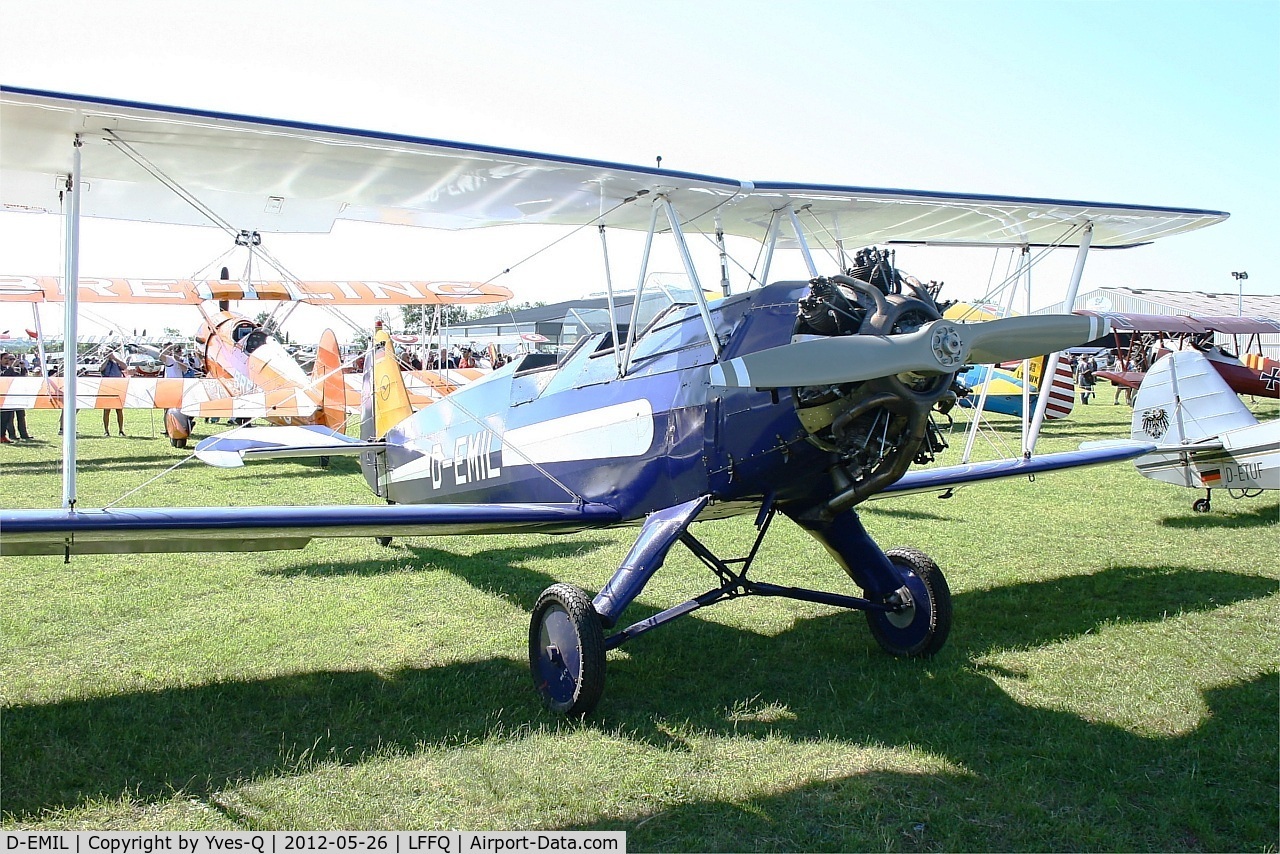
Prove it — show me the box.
[795,508,951,658]
[1192,490,1212,513]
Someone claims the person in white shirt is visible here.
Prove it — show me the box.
[162,345,191,379]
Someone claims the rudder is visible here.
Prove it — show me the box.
[312,328,348,430]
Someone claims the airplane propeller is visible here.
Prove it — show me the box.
[708,314,1109,389]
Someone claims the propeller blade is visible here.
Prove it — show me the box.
[963,314,1108,366]
[708,314,1109,389]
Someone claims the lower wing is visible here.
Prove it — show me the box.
[0,376,321,419]
[0,502,622,557]
[0,376,234,410]
[875,441,1156,499]
[179,387,320,419]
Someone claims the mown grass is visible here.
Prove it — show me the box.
[1,396,1277,850]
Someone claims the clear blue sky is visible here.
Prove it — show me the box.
[2,0,1276,340]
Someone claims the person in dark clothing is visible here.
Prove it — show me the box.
[0,351,30,442]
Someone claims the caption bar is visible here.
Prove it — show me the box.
[2,834,625,854]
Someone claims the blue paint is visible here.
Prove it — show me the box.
[593,495,710,627]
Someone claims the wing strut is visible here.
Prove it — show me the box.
[660,197,721,359]
[786,207,820,278]
[61,135,83,510]
[597,225,624,376]
[1026,222,1093,454]
[960,247,1030,464]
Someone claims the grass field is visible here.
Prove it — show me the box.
[2,396,1277,850]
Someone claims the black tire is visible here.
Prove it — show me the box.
[865,547,951,658]
[170,437,187,449]
[375,536,393,547]
[1192,497,1211,513]
[529,583,606,716]
[318,456,331,468]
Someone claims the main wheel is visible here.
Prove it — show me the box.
[866,547,951,658]
[529,583,605,716]
[1192,497,1211,513]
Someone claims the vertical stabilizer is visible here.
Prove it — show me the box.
[1011,355,1074,420]
[361,325,413,441]
[313,329,347,430]
[1042,357,1076,420]
[1133,351,1258,446]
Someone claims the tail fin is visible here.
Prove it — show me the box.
[312,329,347,430]
[1013,355,1075,420]
[1042,357,1076,420]
[1132,350,1259,446]
[360,325,413,441]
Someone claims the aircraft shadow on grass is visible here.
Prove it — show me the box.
[3,562,1275,840]
[568,677,1277,851]
[0,454,187,476]
[217,456,364,480]
[262,539,616,584]
[1158,503,1280,530]
[859,505,954,522]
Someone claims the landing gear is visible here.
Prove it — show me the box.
[865,547,951,657]
[169,437,187,449]
[522,498,955,716]
[529,583,605,716]
[1192,493,1212,513]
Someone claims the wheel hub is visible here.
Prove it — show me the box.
[885,584,917,628]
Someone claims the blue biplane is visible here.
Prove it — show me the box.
[0,86,1227,714]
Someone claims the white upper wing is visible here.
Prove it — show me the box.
[1,86,1228,247]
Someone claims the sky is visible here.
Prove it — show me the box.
[1,0,1277,343]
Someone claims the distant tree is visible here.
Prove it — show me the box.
[399,300,546,333]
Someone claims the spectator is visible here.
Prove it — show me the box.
[161,345,190,379]
[99,348,128,436]
[0,351,24,443]
[1076,354,1096,404]
[10,353,33,440]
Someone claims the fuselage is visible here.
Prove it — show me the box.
[370,282,839,522]
[1138,420,1280,491]
[196,310,320,421]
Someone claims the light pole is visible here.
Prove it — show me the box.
[1232,271,1248,316]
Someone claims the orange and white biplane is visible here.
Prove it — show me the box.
[0,274,509,443]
